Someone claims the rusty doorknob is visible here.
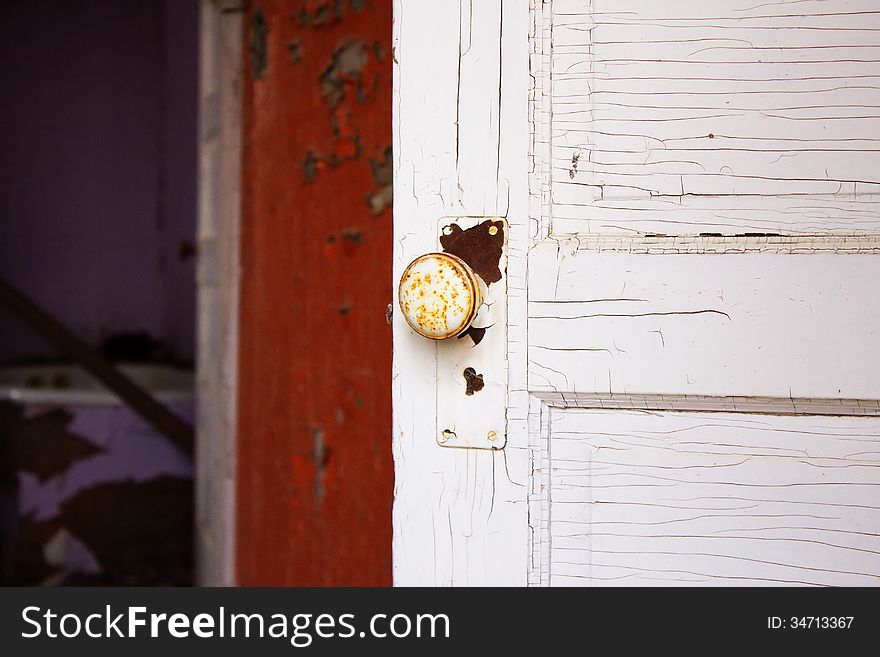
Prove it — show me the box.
[398,252,483,340]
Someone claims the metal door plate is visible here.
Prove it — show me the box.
[434,216,507,450]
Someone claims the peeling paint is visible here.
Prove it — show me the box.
[4,475,192,585]
[58,477,192,584]
[321,41,368,109]
[296,0,366,26]
[300,39,387,183]
[302,149,319,182]
[0,403,102,483]
[341,228,363,244]
[239,0,392,586]
[311,427,327,507]
[296,0,363,27]
[367,185,392,214]
[367,146,392,214]
[297,4,331,26]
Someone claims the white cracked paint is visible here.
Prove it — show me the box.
[393,0,880,586]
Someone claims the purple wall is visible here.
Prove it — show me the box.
[0,0,198,363]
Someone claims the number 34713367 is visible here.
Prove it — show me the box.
[768,617,854,630]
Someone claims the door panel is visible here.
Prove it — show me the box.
[548,409,880,586]
[529,244,880,399]
[551,0,880,235]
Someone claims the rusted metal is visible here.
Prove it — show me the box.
[398,252,482,340]
[432,217,509,451]
[462,367,484,395]
[439,217,507,346]
[458,325,486,346]
[439,218,505,284]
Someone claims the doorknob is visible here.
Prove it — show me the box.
[398,252,483,340]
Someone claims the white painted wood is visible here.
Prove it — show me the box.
[552,0,880,235]
[548,409,880,586]
[528,242,880,400]
[394,0,880,586]
[392,0,531,585]
[195,0,241,587]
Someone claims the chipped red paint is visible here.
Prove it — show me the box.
[237,0,392,586]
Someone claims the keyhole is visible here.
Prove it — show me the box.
[462,367,484,395]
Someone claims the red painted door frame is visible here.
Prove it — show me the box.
[237,0,392,586]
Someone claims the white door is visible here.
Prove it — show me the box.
[392,0,880,586]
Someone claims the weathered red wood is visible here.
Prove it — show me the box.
[237,0,392,585]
